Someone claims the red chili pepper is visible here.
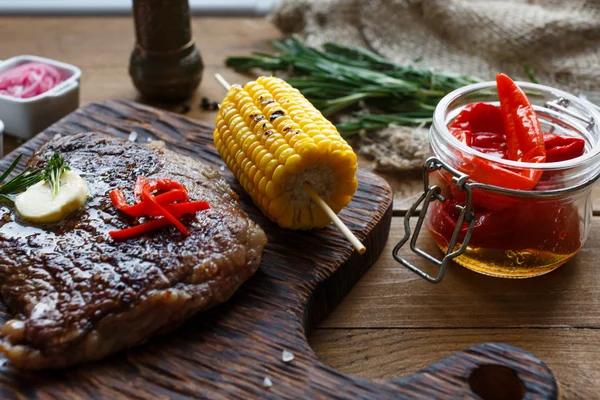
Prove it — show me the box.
[109,176,210,240]
[109,189,129,210]
[449,97,544,191]
[450,102,505,137]
[544,133,585,163]
[147,178,187,194]
[110,189,188,217]
[427,199,514,250]
[450,103,585,165]
[134,176,187,201]
[134,175,148,200]
[496,73,546,181]
[449,76,546,192]
[497,73,546,163]
[141,185,189,236]
[167,201,210,215]
[108,201,209,240]
[466,131,584,163]
[109,218,172,240]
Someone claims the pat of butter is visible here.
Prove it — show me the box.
[15,170,88,224]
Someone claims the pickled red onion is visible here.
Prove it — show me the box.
[0,62,62,99]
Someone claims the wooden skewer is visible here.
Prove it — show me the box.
[215,73,232,90]
[214,74,366,255]
[301,183,366,254]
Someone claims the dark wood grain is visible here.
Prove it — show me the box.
[0,101,557,399]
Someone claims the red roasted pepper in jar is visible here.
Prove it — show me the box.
[428,73,586,257]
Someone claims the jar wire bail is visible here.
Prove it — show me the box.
[392,157,476,283]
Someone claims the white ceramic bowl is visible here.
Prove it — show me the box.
[0,55,81,140]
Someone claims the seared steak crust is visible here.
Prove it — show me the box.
[0,132,267,369]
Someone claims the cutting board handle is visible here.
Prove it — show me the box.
[383,342,558,399]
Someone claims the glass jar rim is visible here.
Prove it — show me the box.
[433,80,600,170]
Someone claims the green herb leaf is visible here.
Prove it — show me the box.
[43,153,70,198]
[225,36,481,133]
[0,154,43,205]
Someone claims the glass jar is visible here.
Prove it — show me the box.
[393,81,600,282]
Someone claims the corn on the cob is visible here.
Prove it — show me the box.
[214,76,359,230]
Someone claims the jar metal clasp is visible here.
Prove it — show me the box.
[392,156,476,283]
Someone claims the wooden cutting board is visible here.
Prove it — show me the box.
[0,101,558,399]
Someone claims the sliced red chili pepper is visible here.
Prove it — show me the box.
[110,176,210,240]
[111,189,188,217]
[110,189,129,210]
[134,176,149,200]
[167,201,210,215]
[109,202,210,240]
[109,218,172,240]
[144,178,187,194]
[134,176,188,200]
[141,186,189,236]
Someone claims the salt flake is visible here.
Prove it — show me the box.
[263,376,273,388]
[282,350,294,363]
[128,131,138,142]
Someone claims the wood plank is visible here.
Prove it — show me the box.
[319,216,600,329]
[310,328,599,399]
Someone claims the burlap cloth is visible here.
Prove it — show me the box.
[271,0,600,172]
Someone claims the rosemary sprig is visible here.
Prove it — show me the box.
[0,154,43,204]
[44,153,70,198]
[225,36,482,136]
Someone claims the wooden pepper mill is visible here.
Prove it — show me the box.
[129,0,204,102]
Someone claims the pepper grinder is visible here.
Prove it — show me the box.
[129,0,204,102]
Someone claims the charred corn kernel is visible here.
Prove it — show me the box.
[214,76,359,229]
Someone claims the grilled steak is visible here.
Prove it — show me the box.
[0,132,267,369]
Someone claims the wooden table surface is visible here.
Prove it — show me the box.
[0,16,598,399]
